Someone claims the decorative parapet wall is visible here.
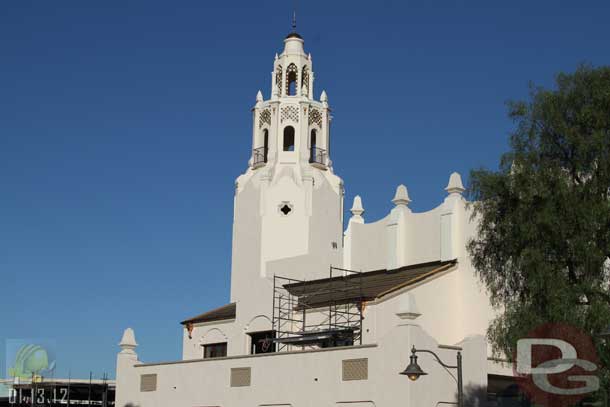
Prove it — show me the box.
[343,172,469,272]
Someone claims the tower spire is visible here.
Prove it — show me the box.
[291,0,297,32]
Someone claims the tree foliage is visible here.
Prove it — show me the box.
[468,65,610,375]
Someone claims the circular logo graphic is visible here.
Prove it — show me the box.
[513,323,600,407]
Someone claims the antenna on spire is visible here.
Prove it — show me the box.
[291,0,297,32]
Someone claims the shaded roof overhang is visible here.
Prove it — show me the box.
[283,260,457,309]
[181,302,236,325]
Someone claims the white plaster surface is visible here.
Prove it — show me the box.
[115,34,506,407]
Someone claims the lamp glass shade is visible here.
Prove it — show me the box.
[399,354,428,381]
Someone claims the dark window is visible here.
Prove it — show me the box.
[249,331,276,354]
[309,129,317,162]
[263,129,269,162]
[203,342,227,359]
[487,374,532,405]
[288,74,297,95]
[321,332,354,348]
[283,126,295,151]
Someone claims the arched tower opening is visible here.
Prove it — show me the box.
[286,64,298,96]
[283,126,295,151]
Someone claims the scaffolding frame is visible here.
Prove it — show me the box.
[272,266,364,352]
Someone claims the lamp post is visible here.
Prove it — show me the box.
[400,345,464,407]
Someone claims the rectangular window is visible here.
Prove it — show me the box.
[203,342,227,359]
[248,330,276,354]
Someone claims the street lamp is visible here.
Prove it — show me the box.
[400,349,428,381]
[400,345,464,407]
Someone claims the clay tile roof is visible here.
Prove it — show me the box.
[180,302,236,325]
[283,260,457,309]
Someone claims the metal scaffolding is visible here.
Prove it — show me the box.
[272,266,364,352]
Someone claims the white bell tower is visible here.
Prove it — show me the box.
[252,31,329,171]
[230,30,344,314]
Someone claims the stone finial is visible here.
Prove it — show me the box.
[320,90,328,103]
[274,53,279,60]
[396,293,421,320]
[256,90,263,102]
[350,195,364,217]
[392,184,411,206]
[308,53,312,60]
[445,172,465,195]
[119,328,138,354]
[349,195,365,224]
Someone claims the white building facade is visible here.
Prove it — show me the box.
[115,31,516,407]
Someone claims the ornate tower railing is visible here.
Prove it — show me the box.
[309,147,327,166]
[253,146,268,166]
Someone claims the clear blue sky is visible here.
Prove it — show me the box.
[1,1,609,380]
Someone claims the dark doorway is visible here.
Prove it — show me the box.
[249,330,276,354]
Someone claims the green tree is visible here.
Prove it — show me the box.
[468,65,610,385]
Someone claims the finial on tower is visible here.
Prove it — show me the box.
[285,0,302,40]
[445,172,465,195]
[119,327,138,354]
[392,185,411,206]
[350,195,364,218]
[321,90,328,106]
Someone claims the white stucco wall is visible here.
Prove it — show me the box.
[183,319,237,359]
[117,312,489,407]
[344,181,498,353]
[347,217,388,271]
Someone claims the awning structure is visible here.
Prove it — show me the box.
[181,302,236,325]
[283,260,457,309]
[271,259,457,349]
